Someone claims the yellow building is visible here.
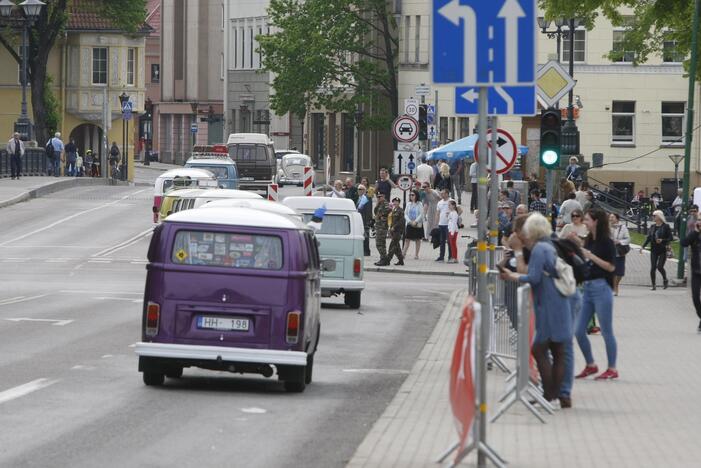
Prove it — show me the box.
[0,1,150,180]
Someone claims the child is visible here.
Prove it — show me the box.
[75,152,84,177]
[447,200,460,263]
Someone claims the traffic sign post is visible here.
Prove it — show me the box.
[392,115,419,143]
[190,123,198,133]
[472,128,519,175]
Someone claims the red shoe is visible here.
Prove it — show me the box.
[588,326,601,334]
[595,369,619,380]
[575,365,599,379]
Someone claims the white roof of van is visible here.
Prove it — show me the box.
[226,133,273,145]
[164,188,263,199]
[157,168,216,180]
[165,207,310,230]
[186,156,235,165]
[282,196,357,212]
[201,199,299,216]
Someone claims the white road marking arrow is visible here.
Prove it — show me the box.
[4,318,74,326]
[439,0,477,84]
[461,88,479,103]
[498,0,526,84]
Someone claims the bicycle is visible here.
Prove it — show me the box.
[110,161,121,180]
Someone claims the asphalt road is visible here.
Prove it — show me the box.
[0,182,465,468]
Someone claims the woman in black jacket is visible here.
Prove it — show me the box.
[681,218,701,332]
[640,210,673,290]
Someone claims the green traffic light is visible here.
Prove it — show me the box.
[541,149,559,166]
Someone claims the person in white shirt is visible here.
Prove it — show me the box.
[435,189,451,261]
[329,179,346,198]
[416,157,433,186]
[559,192,583,224]
[447,199,460,263]
[574,181,589,207]
[469,162,478,212]
[6,132,24,180]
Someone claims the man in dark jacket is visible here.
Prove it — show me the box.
[356,184,373,256]
[681,218,701,332]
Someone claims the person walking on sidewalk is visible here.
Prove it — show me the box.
[373,193,390,266]
[575,208,619,381]
[6,132,24,180]
[402,189,424,260]
[375,167,395,200]
[416,157,433,187]
[640,210,672,290]
[468,162,478,212]
[447,200,460,263]
[681,218,701,332]
[435,189,451,262]
[47,132,64,177]
[65,139,78,176]
[422,183,439,241]
[500,213,573,403]
[610,213,630,296]
[450,158,464,204]
[387,197,405,266]
[357,185,372,256]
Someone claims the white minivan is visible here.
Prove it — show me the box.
[152,168,217,223]
[282,197,365,308]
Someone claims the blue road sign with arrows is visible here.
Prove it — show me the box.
[455,85,535,115]
[432,0,536,86]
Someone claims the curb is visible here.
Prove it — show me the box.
[364,266,469,277]
[0,177,116,209]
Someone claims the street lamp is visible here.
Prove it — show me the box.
[0,0,45,141]
[669,154,685,190]
[118,92,130,181]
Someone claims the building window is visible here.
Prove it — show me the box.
[220,53,224,80]
[662,102,685,144]
[414,15,421,63]
[151,63,160,83]
[403,15,410,63]
[127,48,136,85]
[258,27,263,67]
[612,17,636,63]
[562,29,586,63]
[92,47,108,84]
[611,101,635,144]
[221,4,225,30]
[458,117,470,139]
[233,26,238,69]
[439,116,448,144]
[249,27,254,68]
[663,36,685,63]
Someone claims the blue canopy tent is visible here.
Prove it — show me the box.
[426,134,528,162]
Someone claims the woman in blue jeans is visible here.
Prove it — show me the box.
[570,208,619,380]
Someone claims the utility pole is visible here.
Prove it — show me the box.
[677,0,700,280]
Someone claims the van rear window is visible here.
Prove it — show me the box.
[229,144,268,161]
[301,214,350,235]
[171,230,283,270]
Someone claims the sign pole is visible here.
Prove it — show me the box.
[489,116,499,269]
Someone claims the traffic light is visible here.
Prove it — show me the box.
[540,109,561,170]
[418,104,427,140]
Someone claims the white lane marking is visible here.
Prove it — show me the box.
[130,261,148,265]
[1,259,26,263]
[0,189,148,247]
[0,294,48,307]
[92,228,154,258]
[60,290,141,295]
[71,365,95,371]
[0,378,59,405]
[45,259,70,263]
[4,318,73,326]
[95,297,142,303]
[88,259,112,263]
[342,368,410,375]
[241,407,267,414]
[101,355,113,359]
[127,343,136,348]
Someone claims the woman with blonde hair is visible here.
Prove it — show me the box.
[640,210,672,290]
[435,161,452,192]
[500,212,572,404]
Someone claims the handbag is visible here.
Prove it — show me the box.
[616,244,631,255]
[544,255,577,297]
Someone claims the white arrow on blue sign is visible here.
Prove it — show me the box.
[432,0,536,86]
[455,85,535,115]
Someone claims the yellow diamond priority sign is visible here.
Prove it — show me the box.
[536,60,576,108]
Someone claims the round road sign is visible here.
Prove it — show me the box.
[392,115,419,143]
[397,175,413,191]
[473,129,518,175]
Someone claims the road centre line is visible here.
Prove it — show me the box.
[0,189,148,247]
[60,290,142,295]
[0,378,59,405]
[0,294,48,307]
[92,228,154,258]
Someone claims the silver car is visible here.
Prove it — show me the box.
[277,154,314,187]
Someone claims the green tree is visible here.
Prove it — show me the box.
[539,0,701,77]
[258,0,399,130]
[0,0,146,145]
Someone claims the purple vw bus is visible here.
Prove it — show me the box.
[135,207,322,392]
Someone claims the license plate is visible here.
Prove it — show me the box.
[240,177,254,181]
[197,316,250,331]
[292,172,300,178]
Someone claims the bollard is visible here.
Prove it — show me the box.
[267,183,279,202]
[303,166,313,196]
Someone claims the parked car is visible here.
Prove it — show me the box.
[152,168,218,223]
[282,197,365,308]
[185,153,239,189]
[275,149,300,177]
[135,207,327,392]
[277,154,314,187]
[227,133,276,192]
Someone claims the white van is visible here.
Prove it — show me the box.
[282,197,365,308]
[162,188,264,221]
[153,168,218,223]
[226,133,276,192]
[200,198,302,220]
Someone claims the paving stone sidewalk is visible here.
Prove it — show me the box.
[347,282,701,467]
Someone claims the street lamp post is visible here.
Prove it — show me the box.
[0,0,46,142]
[118,92,130,181]
[669,154,684,191]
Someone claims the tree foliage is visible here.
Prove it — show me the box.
[0,0,146,144]
[258,0,399,130]
[539,0,701,77]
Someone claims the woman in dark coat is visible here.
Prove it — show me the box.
[640,210,673,290]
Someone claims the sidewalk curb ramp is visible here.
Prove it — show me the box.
[0,178,122,209]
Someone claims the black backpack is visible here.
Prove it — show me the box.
[45,140,55,160]
[551,237,591,284]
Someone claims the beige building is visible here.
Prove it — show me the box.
[398,2,701,200]
[158,0,224,164]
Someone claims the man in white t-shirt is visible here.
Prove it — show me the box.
[416,157,433,186]
[469,162,478,212]
[435,189,451,261]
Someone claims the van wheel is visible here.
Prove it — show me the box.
[165,367,183,379]
[283,367,307,393]
[143,371,165,386]
[305,354,314,384]
[344,291,361,309]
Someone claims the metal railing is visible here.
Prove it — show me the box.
[0,148,50,177]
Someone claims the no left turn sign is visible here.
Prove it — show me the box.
[473,128,518,175]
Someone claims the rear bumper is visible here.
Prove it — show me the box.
[321,278,365,293]
[135,342,307,366]
[238,180,273,191]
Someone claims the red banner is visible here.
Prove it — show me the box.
[449,296,477,455]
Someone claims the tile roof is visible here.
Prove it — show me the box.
[66,0,152,33]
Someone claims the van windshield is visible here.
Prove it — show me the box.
[187,165,228,179]
[229,144,268,161]
[301,214,350,235]
[171,230,283,270]
[162,177,198,192]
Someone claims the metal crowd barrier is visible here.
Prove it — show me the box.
[0,148,50,177]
